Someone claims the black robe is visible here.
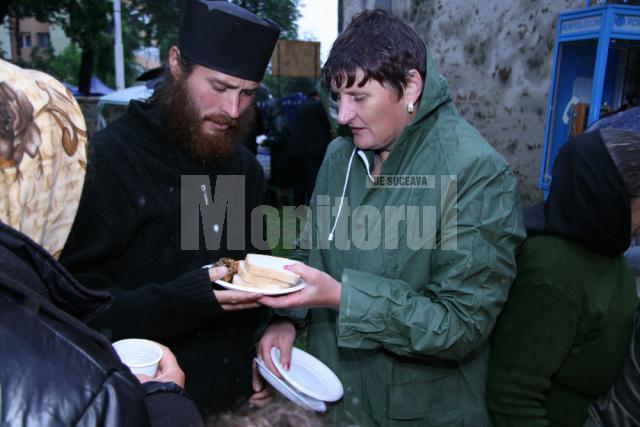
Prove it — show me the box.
[60,100,268,416]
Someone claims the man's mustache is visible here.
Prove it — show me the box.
[203,114,238,127]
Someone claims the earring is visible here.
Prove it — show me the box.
[407,102,414,113]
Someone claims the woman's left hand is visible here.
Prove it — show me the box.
[257,263,341,310]
[135,342,185,388]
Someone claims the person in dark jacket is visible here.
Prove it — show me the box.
[583,306,640,427]
[59,0,280,416]
[580,105,640,427]
[0,223,203,426]
[0,59,201,426]
[487,129,640,427]
[587,105,640,279]
[287,91,332,206]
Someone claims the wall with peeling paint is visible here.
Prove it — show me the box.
[340,0,586,205]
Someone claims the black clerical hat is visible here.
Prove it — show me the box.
[178,0,281,82]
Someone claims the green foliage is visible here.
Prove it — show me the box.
[232,0,301,40]
[24,46,56,74]
[1,0,113,50]
[2,0,303,90]
[1,0,61,63]
[47,43,82,84]
[127,0,182,62]
[49,0,142,88]
[1,0,52,26]
[129,0,301,62]
[4,0,143,89]
[48,0,111,50]
[92,16,143,88]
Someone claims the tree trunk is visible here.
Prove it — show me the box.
[12,16,22,62]
[0,7,9,29]
[78,47,94,95]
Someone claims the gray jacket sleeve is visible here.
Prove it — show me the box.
[584,307,640,427]
[625,237,640,276]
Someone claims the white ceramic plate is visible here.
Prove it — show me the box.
[255,357,327,412]
[271,347,344,402]
[214,279,306,295]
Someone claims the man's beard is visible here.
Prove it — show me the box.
[158,74,255,165]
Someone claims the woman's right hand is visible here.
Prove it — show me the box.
[250,320,296,405]
[257,319,296,376]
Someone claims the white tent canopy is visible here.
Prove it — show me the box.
[98,84,153,106]
[97,84,154,129]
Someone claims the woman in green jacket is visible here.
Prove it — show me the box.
[255,9,525,426]
[487,129,640,426]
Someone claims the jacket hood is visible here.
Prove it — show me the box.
[526,130,631,257]
[375,47,452,166]
[409,49,452,129]
[0,221,111,322]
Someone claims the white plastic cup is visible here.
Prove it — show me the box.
[113,339,163,377]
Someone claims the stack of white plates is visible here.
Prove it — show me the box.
[256,347,344,412]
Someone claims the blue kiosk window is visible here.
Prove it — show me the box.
[539,3,640,192]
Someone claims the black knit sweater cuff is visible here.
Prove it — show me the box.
[173,268,222,319]
[142,382,203,426]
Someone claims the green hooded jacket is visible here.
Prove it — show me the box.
[294,52,525,426]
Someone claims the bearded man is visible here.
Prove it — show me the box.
[60,0,280,416]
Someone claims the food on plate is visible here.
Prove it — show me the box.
[214,254,301,290]
[244,254,301,285]
[212,257,239,282]
[233,273,290,290]
[230,260,291,289]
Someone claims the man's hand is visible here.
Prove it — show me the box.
[209,265,262,310]
[249,359,273,407]
[135,342,185,387]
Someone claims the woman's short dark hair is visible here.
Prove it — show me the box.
[601,128,640,199]
[322,9,426,99]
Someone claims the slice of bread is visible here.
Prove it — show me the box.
[238,261,291,288]
[244,254,301,285]
[232,273,291,290]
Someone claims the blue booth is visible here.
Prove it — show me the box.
[539,0,640,191]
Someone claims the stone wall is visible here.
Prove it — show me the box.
[341,0,586,205]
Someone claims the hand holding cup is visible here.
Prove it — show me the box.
[113,339,185,387]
